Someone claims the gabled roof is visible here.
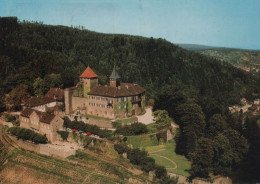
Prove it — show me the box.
[45,88,64,101]
[88,83,145,97]
[21,108,34,118]
[110,65,121,80]
[24,97,56,107]
[80,66,98,78]
[20,108,56,124]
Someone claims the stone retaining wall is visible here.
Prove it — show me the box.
[8,134,75,159]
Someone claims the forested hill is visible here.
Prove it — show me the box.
[178,44,260,72]
[1,17,260,111]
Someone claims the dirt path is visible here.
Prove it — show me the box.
[148,148,178,170]
[136,107,155,125]
[148,149,166,154]
[150,153,177,170]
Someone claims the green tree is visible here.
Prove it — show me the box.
[190,138,214,178]
[153,110,172,130]
[175,103,206,137]
[212,133,233,176]
[33,77,46,97]
[223,129,249,166]
[206,114,228,137]
[8,84,30,110]
[0,89,5,112]
[44,73,63,89]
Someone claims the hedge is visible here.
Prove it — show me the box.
[115,122,148,136]
[8,127,47,144]
[57,131,69,141]
[63,117,112,138]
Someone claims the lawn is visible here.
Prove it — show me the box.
[115,118,135,124]
[127,134,158,148]
[84,114,111,121]
[146,123,157,133]
[146,141,191,177]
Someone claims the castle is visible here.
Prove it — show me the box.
[64,66,145,119]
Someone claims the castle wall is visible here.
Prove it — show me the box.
[71,96,88,112]
[64,89,71,115]
[86,95,115,119]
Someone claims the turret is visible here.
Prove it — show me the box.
[110,65,121,87]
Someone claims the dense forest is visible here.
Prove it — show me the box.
[1,17,260,182]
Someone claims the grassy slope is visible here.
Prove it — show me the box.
[0,125,148,184]
[146,141,191,177]
[0,147,148,184]
[127,134,191,177]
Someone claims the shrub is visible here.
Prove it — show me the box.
[155,165,167,179]
[114,143,168,179]
[156,131,167,143]
[5,114,16,122]
[115,122,148,136]
[63,118,112,138]
[33,134,47,144]
[8,127,47,144]
[57,131,69,141]
[114,143,129,154]
[140,157,156,172]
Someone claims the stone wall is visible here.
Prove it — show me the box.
[8,134,75,159]
[71,96,88,112]
[88,118,113,129]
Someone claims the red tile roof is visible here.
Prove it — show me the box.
[88,83,145,97]
[80,66,98,78]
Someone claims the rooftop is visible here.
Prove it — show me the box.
[24,96,56,107]
[80,66,98,79]
[88,83,145,97]
[45,88,64,101]
[21,108,56,124]
[110,65,120,80]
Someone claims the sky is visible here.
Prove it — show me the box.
[0,0,260,50]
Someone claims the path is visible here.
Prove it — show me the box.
[150,153,177,170]
[136,107,155,125]
[148,148,178,171]
[148,149,166,154]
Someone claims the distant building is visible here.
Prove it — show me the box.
[65,66,145,119]
[254,99,260,105]
[20,108,64,142]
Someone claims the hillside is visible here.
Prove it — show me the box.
[1,17,260,182]
[198,49,260,72]
[1,17,260,111]
[0,125,149,184]
[178,44,260,73]
[177,43,219,51]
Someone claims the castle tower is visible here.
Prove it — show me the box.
[110,65,121,87]
[80,66,98,97]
